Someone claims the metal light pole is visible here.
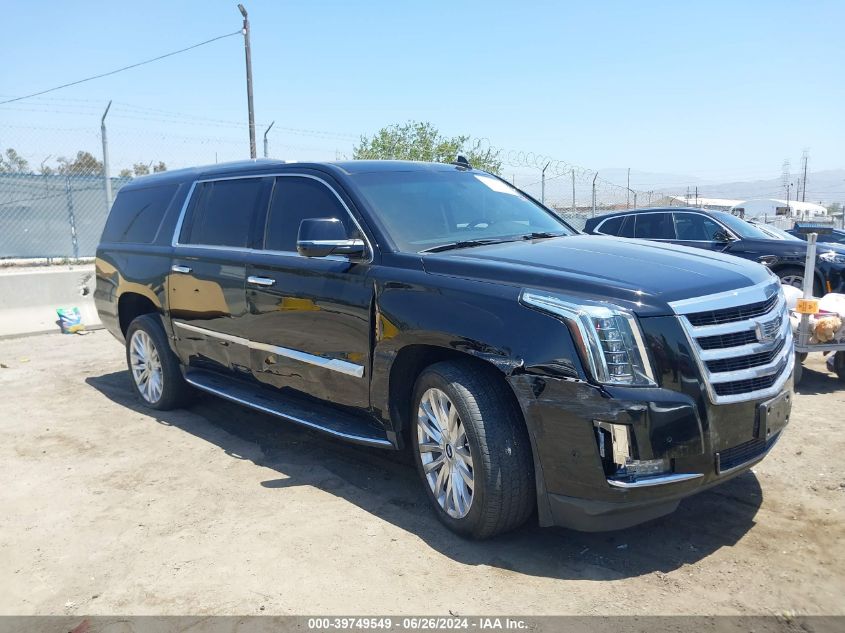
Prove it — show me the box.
[591,172,598,217]
[541,161,550,205]
[100,100,113,210]
[238,4,257,159]
[263,120,275,158]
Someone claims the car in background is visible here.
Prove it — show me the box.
[787,225,845,246]
[584,207,845,295]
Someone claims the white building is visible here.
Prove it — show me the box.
[730,198,828,220]
[669,196,743,212]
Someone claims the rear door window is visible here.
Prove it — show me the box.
[634,213,676,239]
[101,184,178,243]
[179,178,266,248]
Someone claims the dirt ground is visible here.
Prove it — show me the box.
[1,331,843,616]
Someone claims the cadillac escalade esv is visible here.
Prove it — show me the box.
[95,159,793,538]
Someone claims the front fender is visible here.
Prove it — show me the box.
[368,272,586,424]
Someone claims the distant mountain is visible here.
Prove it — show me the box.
[523,168,845,208]
[664,170,845,205]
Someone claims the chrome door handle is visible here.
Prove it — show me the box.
[247,275,276,287]
[171,264,192,274]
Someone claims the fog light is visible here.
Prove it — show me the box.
[593,420,671,482]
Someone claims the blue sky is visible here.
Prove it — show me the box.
[2,0,843,192]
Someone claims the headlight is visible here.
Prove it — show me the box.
[520,290,657,387]
[819,251,845,264]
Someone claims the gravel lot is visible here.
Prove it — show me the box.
[1,331,843,616]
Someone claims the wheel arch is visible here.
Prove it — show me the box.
[117,291,161,336]
[384,343,529,450]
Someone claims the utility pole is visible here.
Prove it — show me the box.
[695,186,699,207]
[100,100,113,211]
[801,149,809,202]
[263,120,275,158]
[591,172,598,217]
[238,4,257,159]
[541,161,550,205]
[786,182,792,216]
[571,168,576,213]
[627,168,631,209]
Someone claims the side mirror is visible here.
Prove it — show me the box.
[713,229,734,243]
[296,218,366,258]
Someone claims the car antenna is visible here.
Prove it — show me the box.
[452,154,472,170]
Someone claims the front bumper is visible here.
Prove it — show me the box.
[508,371,792,532]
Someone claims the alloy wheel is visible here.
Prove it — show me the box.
[417,387,475,518]
[129,329,163,404]
[780,274,804,289]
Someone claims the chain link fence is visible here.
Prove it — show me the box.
[0,172,130,259]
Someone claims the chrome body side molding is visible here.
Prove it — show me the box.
[173,321,365,378]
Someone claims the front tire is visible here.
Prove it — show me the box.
[125,314,192,410]
[776,266,822,296]
[411,361,534,539]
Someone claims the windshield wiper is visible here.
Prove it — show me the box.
[420,238,513,253]
[520,231,566,240]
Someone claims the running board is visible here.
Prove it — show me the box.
[184,369,394,449]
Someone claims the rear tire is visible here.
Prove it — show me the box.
[835,352,845,383]
[411,360,534,539]
[125,314,192,410]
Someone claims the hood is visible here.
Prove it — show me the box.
[421,234,774,317]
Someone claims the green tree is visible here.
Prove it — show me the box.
[0,148,30,173]
[353,121,502,174]
[57,151,103,176]
[133,162,150,176]
[118,161,167,179]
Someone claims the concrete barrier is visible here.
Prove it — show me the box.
[0,265,101,338]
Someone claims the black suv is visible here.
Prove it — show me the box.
[95,161,793,538]
[585,207,845,295]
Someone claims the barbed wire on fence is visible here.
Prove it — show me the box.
[2,103,805,260]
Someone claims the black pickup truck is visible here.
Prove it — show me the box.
[95,160,793,538]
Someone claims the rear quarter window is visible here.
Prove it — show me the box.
[101,184,178,244]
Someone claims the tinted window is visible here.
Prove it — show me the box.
[180,178,264,247]
[674,213,724,241]
[619,214,635,237]
[101,184,178,243]
[597,216,623,235]
[635,213,676,239]
[264,177,352,252]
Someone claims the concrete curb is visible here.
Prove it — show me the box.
[0,265,102,338]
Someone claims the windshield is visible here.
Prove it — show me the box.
[710,211,773,240]
[753,223,802,241]
[351,169,574,252]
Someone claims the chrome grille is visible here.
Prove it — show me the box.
[669,279,794,404]
[686,293,780,326]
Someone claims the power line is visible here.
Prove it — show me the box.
[0,30,242,106]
